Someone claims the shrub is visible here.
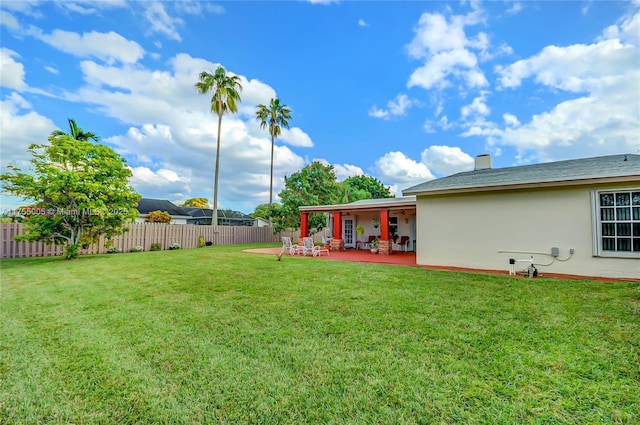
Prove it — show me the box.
[107,246,122,254]
[130,246,143,252]
[144,210,171,223]
[198,235,205,248]
[150,243,162,251]
[169,243,181,250]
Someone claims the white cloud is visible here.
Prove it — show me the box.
[503,113,520,127]
[333,163,364,181]
[421,145,474,176]
[279,127,314,147]
[358,19,368,27]
[29,28,145,64]
[235,76,277,115]
[174,1,225,16]
[304,0,339,4]
[144,2,183,42]
[406,10,489,90]
[59,0,128,14]
[506,2,524,15]
[0,10,19,29]
[461,92,490,118]
[375,151,435,185]
[129,166,191,199]
[497,39,637,92]
[369,93,414,120]
[0,48,27,90]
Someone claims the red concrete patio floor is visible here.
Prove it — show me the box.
[244,247,638,283]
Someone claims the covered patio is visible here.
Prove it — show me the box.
[297,196,418,257]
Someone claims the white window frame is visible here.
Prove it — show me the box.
[591,188,640,258]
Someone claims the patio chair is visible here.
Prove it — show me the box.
[281,236,298,256]
[321,235,333,250]
[393,236,410,252]
[300,237,316,256]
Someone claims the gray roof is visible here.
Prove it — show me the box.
[403,154,640,196]
[182,208,254,219]
[136,198,190,217]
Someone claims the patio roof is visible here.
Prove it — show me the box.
[299,196,416,213]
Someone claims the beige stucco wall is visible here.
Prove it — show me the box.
[416,184,639,279]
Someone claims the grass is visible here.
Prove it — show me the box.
[1,244,639,424]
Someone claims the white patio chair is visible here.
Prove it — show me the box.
[301,237,318,256]
[281,236,298,256]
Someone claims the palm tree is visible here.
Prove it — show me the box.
[195,66,242,226]
[51,118,99,142]
[256,98,292,206]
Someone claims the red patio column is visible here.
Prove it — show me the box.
[300,212,309,238]
[332,212,344,251]
[379,209,391,255]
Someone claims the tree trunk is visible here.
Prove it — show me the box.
[213,110,223,226]
[269,130,275,207]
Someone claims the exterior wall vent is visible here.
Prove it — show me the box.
[474,154,492,171]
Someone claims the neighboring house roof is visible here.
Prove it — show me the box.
[299,196,416,213]
[136,198,191,217]
[403,154,640,196]
[182,207,257,226]
[182,207,211,218]
[182,208,255,219]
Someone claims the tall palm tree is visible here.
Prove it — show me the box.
[255,98,292,206]
[195,66,242,226]
[51,118,99,142]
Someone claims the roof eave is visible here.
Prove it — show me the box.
[299,199,417,213]
[403,175,640,196]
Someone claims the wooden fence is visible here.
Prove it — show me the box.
[0,223,308,259]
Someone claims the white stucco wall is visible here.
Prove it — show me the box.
[351,212,416,249]
[416,184,639,279]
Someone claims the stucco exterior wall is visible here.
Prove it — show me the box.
[416,184,639,279]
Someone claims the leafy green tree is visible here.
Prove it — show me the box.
[273,161,342,233]
[195,65,242,226]
[50,118,100,142]
[256,98,292,207]
[145,210,171,223]
[341,175,393,202]
[251,202,279,219]
[181,197,209,208]
[251,203,281,227]
[0,134,140,259]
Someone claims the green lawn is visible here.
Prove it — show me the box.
[1,245,638,424]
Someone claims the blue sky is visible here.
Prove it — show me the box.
[1,0,639,213]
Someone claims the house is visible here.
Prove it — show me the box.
[298,196,417,254]
[182,207,262,226]
[135,198,191,224]
[402,154,639,280]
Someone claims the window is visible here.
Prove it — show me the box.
[389,216,398,239]
[595,189,640,256]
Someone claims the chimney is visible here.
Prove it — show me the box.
[474,154,492,171]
